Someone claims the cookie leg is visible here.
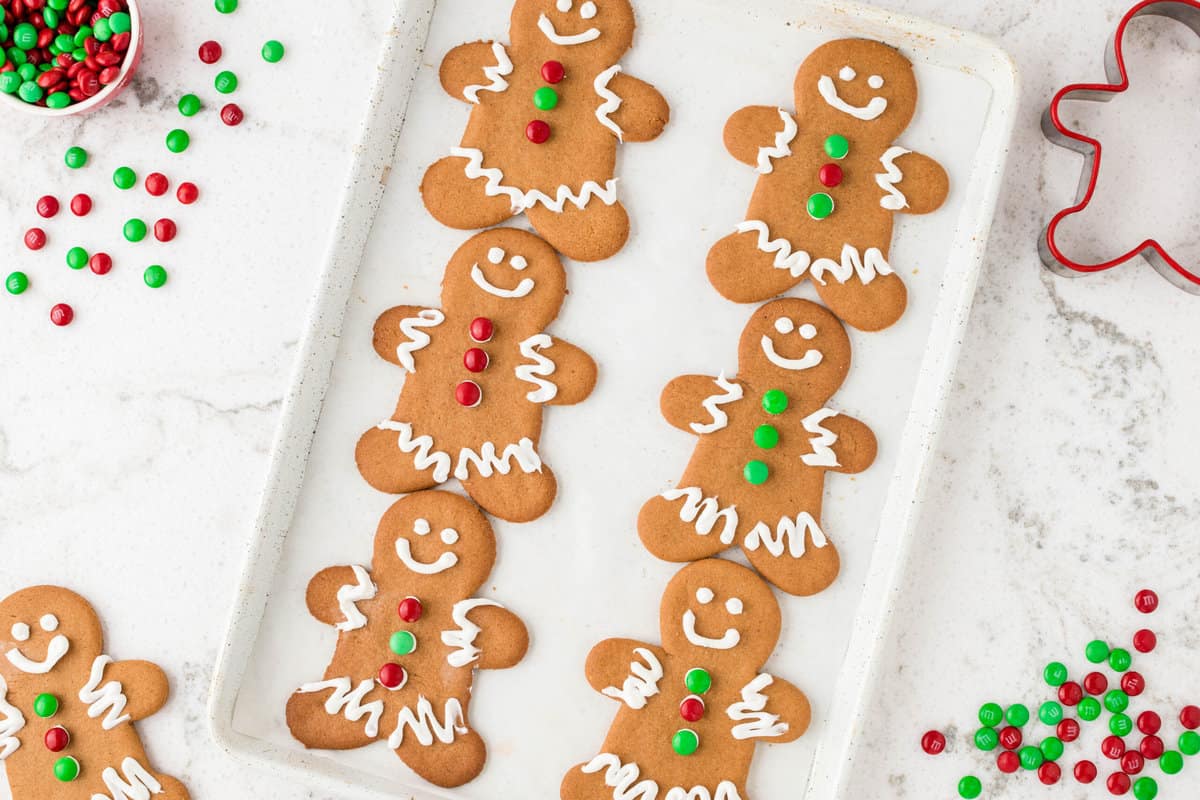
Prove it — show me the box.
[421,156,518,230]
[395,728,487,789]
[811,271,908,332]
[459,465,558,523]
[706,229,803,304]
[356,425,446,495]
[285,688,378,751]
[561,761,615,800]
[638,494,735,563]
[525,201,630,263]
[152,774,192,800]
[741,533,841,597]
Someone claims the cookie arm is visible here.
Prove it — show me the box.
[888,151,949,215]
[465,605,530,670]
[762,676,811,743]
[305,566,362,627]
[660,375,728,434]
[723,105,796,167]
[606,73,670,143]
[532,336,597,407]
[824,414,877,475]
[584,638,663,696]
[372,305,442,369]
[105,660,169,721]
[439,41,506,103]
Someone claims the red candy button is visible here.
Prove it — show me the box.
[145,173,169,196]
[470,317,494,343]
[1074,759,1097,784]
[1107,772,1131,795]
[996,751,1019,773]
[818,163,843,188]
[70,193,92,216]
[50,304,73,327]
[24,228,47,251]
[1121,672,1145,697]
[1120,751,1144,775]
[526,120,551,144]
[999,726,1022,750]
[44,727,69,752]
[921,730,945,756]
[221,103,244,126]
[36,195,59,218]
[397,596,422,623]
[378,663,406,689]
[199,40,222,64]
[1133,629,1156,653]
[1135,589,1158,614]
[456,381,482,408]
[1058,718,1081,743]
[1102,736,1126,759]
[542,60,565,84]
[1084,672,1108,695]
[1059,681,1083,706]
[154,219,177,243]
[464,348,489,373]
[1137,711,1161,735]
[177,182,200,205]
[680,696,705,723]
[1038,761,1061,786]
[89,253,112,276]
[1140,735,1164,760]
[1181,705,1200,730]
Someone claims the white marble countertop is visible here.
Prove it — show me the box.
[1,1,1198,798]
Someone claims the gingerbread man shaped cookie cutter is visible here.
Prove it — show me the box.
[1040,0,1200,294]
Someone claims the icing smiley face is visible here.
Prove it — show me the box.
[473,247,534,299]
[761,316,822,372]
[681,586,745,650]
[540,0,601,45]
[510,0,635,63]
[396,518,461,575]
[372,492,498,597]
[818,65,888,121]
[0,586,105,683]
[660,560,781,668]
[442,229,568,331]
[739,298,852,403]
[795,38,918,138]
[5,614,69,674]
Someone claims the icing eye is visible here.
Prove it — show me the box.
[440,528,460,545]
[39,615,59,632]
[580,0,597,18]
[868,75,885,89]
[695,587,714,604]
[510,256,529,271]
[556,0,572,10]
[487,247,505,265]
[798,324,818,340]
[10,623,29,642]
[839,66,856,81]
[725,598,744,615]
[413,519,431,536]
[774,317,795,335]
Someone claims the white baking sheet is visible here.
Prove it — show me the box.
[209,1,1017,798]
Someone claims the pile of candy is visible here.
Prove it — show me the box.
[0,0,135,109]
[922,590,1198,799]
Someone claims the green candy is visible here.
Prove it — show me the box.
[389,630,416,656]
[0,72,21,94]
[1109,648,1132,672]
[1085,639,1109,664]
[978,702,1004,727]
[49,0,68,10]
[753,425,779,449]
[94,17,112,42]
[53,756,79,782]
[124,219,147,243]
[957,776,982,800]
[1180,731,1200,756]
[1040,736,1064,761]
[54,34,74,53]
[5,271,29,295]
[1018,745,1044,771]
[974,727,998,752]
[65,146,88,169]
[17,63,36,81]
[1132,777,1158,800]
[671,728,699,756]
[66,247,89,270]
[824,133,849,160]
[166,129,190,154]
[13,23,37,50]
[1160,750,1184,774]
[1110,713,1133,737]
[0,23,7,43]
[534,86,559,110]
[685,667,711,695]
[44,8,60,28]
[215,0,238,12]
[1044,661,1068,687]
[1038,701,1063,725]
[762,389,788,415]
[1078,696,1102,722]
[1006,703,1030,727]
[71,47,87,62]
[261,39,285,63]
[46,92,71,109]
[178,94,202,117]
[113,166,137,189]
[33,693,59,717]
[144,265,168,289]
[17,81,43,103]
[807,192,834,220]
[744,460,769,486]
[109,11,131,34]
[74,26,93,46]
[1104,690,1129,713]
[8,47,27,66]
[215,70,238,94]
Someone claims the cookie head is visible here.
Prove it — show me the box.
[738,298,851,402]
[0,586,102,679]
[511,0,635,64]
[659,560,781,669]
[795,38,917,138]
[373,491,497,596]
[441,229,567,332]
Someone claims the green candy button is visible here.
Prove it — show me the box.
[389,630,417,656]
[33,693,58,718]
[533,86,559,111]
[824,133,849,160]
[744,460,769,486]
[53,756,79,782]
[762,389,788,415]
[807,192,835,220]
[753,424,779,449]
[672,728,699,756]
[684,667,711,695]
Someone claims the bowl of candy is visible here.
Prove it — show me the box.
[0,0,143,116]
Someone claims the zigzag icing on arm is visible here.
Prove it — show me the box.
[462,42,513,104]
[0,676,24,759]
[452,147,619,213]
[661,488,738,545]
[515,334,558,403]
[376,421,452,483]
[297,677,384,738]
[726,674,789,740]
[743,513,828,558]
[441,599,502,668]
[581,754,745,800]
[78,656,131,730]
[454,438,542,481]
[94,756,163,800]
[394,310,445,373]
[601,647,663,709]
[876,146,911,210]
[594,65,625,141]
[800,408,841,467]
[387,696,468,747]
[756,109,798,175]
[691,373,743,434]
[334,565,376,632]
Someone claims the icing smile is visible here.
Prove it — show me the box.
[760,317,823,371]
[6,615,69,674]
[681,609,740,650]
[471,247,535,299]
[537,13,601,46]
[395,518,460,575]
[817,66,887,121]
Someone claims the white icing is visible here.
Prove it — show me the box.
[93,756,163,800]
[868,75,885,89]
[441,528,459,545]
[876,145,911,210]
[582,753,744,800]
[594,65,625,141]
[393,309,445,374]
[375,421,453,483]
[0,675,25,760]
[726,674,788,740]
[9,624,28,643]
[487,247,505,264]
[557,0,572,11]
[413,518,431,535]
[690,374,743,435]
[696,588,714,604]
[682,609,740,650]
[5,631,69,674]
[515,334,558,403]
[735,221,895,286]
[760,334,823,371]
[395,537,458,575]
[297,677,384,738]
[725,598,743,615]
[601,648,663,710]
[817,74,887,120]
[471,263,535,299]
[78,656,132,730]
[454,438,542,481]
[462,42,513,104]
[800,408,841,467]
[334,565,377,632]
[453,146,619,213]
[511,255,528,270]
[799,324,817,340]
[39,615,58,632]
[537,13,601,46]
[744,514,828,558]
[774,318,794,335]
[441,598,501,668]
[838,66,856,81]
[755,109,797,175]
[581,1,597,19]
[387,696,468,748]
[661,488,737,545]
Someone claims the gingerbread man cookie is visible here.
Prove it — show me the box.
[707,38,949,331]
[562,559,810,800]
[638,299,876,597]
[421,0,670,263]
[286,491,529,789]
[356,228,597,523]
[0,586,189,800]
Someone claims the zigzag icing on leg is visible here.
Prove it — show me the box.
[735,221,894,286]
[452,147,619,214]
[743,513,829,558]
[375,421,453,484]
[661,487,738,545]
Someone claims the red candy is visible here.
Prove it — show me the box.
[455,380,482,408]
[1059,681,1083,706]
[24,228,47,251]
[1140,735,1164,760]
[198,40,222,64]
[220,103,244,126]
[1084,672,1109,696]
[998,726,1022,750]
[154,218,177,243]
[145,172,169,196]
[397,596,422,623]
[526,120,551,144]
[1058,718,1081,743]
[1137,711,1161,735]
[1133,629,1156,653]
[1135,589,1158,614]
[1120,751,1144,775]
[378,663,406,689]
[541,60,565,84]
[1102,736,1126,759]
[89,252,112,275]
[1107,772,1131,795]
[1121,672,1145,697]
[818,163,843,188]
[920,730,945,756]
[177,182,199,205]
[50,303,74,327]
[997,751,1020,773]
[36,195,60,218]
[1038,761,1061,786]
[463,347,489,373]
[470,317,494,343]
[679,696,704,722]
[70,193,92,216]
[1181,705,1200,730]
[1075,760,1097,784]
[44,727,69,752]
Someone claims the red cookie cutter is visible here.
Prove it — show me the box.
[1040,0,1200,294]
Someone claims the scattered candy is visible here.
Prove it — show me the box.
[1140,735,1164,760]
[1079,696,1103,722]
[1138,711,1162,735]
[1159,750,1183,774]
[123,219,147,243]
[215,0,238,13]
[177,182,199,205]
[89,253,112,275]
[1123,672,1146,697]
[1135,590,1158,614]
[957,775,982,799]
[1112,713,1134,737]
[1039,701,1063,725]
[113,166,137,190]
[1108,771,1131,795]
[66,247,88,270]
[1102,735,1127,759]
[1132,776,1158,800]
[199,40,223,64]
[6,272,29,295]
[1086,640,1110,664]
[921,730,946,756]
[1018,745,1044,770]
[1075,759,1098,784]
[146,173,169,196]
[974,727,998,752]
[1006,704,1030,727]
[154,219,177,243]
[999,726,1023,751]
[1058,718,1081,743]
[1060,681,1083,706]
[24,227,47,250]
[996,751,1019,773]
[1106,690,1130,714]
[166,129,190,154]
[1121,750,1145,775]
[1041,736,1064,761]
[36,196,60,218]
[70,193,92,216]
[178,94,202,117]
[1038,761,1061,785]
[1044,662,1068,687]
[214,70,238,94]
[261,39,285,63]
[65,146,88,169]
[978,703,1003,727]
[143,265,167,289]
[220,103,243,126]
[1085,672,1109,696]
[1110,648,1133,672]
[1133,630,1156,653]
[1181,706,1200,730]
[50,303,73,326]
